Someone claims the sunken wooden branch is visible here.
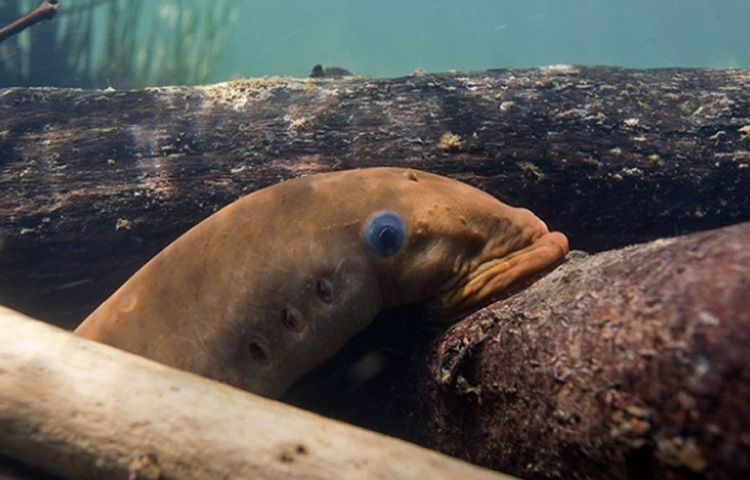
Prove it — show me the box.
[0,0,59,44]
[0,305,516,480]
[431,222,750,479]
[2,67,750,328]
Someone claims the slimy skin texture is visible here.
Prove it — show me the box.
[74,167,569,398]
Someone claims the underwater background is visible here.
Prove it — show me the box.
[2,3,750,479]
[1,0,749,88]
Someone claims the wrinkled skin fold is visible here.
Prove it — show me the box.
[75,167,569,398]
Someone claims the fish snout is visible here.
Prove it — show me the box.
[430,209,569,317]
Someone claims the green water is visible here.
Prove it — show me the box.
[221,0,750,79]
[1,0,749,88]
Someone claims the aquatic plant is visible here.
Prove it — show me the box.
[0,0,239,88]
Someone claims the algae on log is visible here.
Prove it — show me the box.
[285,222,750,480]
[1,67,750,327]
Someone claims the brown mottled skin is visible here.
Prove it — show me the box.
[74,168,568,398]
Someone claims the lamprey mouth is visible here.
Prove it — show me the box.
[431,231,569,316]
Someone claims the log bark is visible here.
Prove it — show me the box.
[417,221,750,480]
[283,222,750,480]
[2,67,750,328]
[0,305,516,480]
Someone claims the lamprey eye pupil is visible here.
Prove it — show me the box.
[379,226,397,249]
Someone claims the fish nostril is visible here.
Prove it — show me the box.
[281,307,303,332]
[248,341,270,364]
[316,277,334,304]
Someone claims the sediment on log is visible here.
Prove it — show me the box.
[2,67,750,327]
[284,222,749,480]
[0,306,517,480]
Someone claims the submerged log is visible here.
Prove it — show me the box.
[0,305,516,480]
[1,67,750,327]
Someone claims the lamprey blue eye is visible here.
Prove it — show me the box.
[364,211,407,257]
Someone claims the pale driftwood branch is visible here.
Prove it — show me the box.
[0,306,516,480]
[2,67,750,328]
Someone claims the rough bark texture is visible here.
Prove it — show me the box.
[417,221,750,480]
[0,306,516,480]
[287,222,749,480]
[2,67,750,328]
